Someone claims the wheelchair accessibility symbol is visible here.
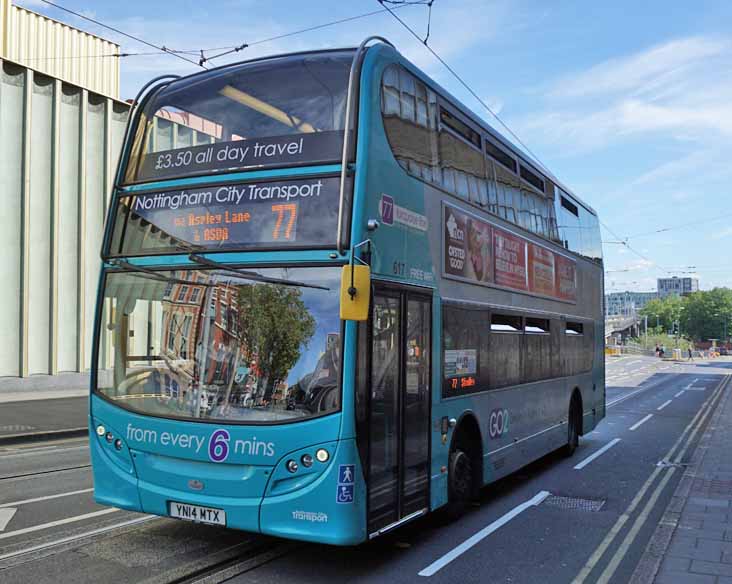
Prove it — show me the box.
[336,464,355,504]
[336,484,354,504]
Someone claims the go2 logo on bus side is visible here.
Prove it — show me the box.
[488,408,510,438]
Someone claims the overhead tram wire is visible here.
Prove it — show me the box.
[195,1,430,65]
[375,0,549,176]
[376,0,676,280]
[625,211,732,239]
[37,0,203,69]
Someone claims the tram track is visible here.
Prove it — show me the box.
[0,464,91,482]
[158,540,301,584]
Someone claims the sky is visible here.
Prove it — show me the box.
[17,0,732,293]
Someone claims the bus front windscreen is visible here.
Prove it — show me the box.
[124,51,353,184]
[95,267,342,424]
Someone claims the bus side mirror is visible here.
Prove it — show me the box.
[340,264,370,321]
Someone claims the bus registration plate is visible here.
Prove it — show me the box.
[169,502,226,526]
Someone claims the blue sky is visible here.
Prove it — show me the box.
[19,0,732,293]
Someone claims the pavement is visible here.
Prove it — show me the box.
[0,374,89,444]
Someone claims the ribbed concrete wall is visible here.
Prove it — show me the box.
[1,0,120,98]
[0,57,130,377]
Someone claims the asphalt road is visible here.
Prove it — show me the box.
[0,397,88,437]
[0,355,729,584]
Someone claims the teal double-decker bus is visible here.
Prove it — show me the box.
[90,37,604,545]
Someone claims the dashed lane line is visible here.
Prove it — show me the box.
[629,415,653,431]
[571,375,729,584]
[573,439,622,471]
[418,491,551,577]
[657,400,672,411]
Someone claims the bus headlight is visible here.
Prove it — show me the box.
[301,454,313,468]
[286,459,298,473]
[315,448,329,463]
[96,425,106,436]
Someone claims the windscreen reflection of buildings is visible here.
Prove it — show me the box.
[97,269,341,423]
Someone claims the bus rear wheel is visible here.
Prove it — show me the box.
[445,448,474,517]
[564,401,580,457]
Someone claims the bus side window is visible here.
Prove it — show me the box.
[441,305,488,397]
[381,65,439,185]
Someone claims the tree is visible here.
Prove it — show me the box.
[639,295,684,333]
[236,284,316,400]
[680,288,732,342]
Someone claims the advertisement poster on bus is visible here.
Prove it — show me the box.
[127,176,341,250]
[493,228,528,291]
[443,206,493,284]
[555,254,578,301]
[528,243,556,297]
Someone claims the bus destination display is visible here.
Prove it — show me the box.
[129,176,340,249]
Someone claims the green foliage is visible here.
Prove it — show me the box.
[639,295,684,332]
[236,284,316,398]
[681,288,732,342]
[638,288,732,342]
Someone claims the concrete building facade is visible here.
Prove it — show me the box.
[605,291,657,316]
[1,0,120,98]
[657,277,699,299]
[0,2,129,379]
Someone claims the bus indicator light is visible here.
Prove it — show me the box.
[96,425,106,436]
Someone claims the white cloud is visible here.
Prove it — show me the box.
[550,36,729,99]
[517,35,732,153]
[710,227,732,241]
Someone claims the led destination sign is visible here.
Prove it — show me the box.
[126,176,340,251]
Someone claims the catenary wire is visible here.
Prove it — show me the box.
[37,0,203,68]
[197,1,430,64]
[376,0,676,278]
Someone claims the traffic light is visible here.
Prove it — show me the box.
[672,322,679,335]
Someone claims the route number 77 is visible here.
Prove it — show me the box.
[271,203,298,240]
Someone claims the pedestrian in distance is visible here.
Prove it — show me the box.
[688,347,694,361]
[660,345,666,358]
[655,344,660,358]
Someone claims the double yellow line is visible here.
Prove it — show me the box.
[572,374,731,584]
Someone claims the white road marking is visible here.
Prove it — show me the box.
[0,488,93,508]
[675,390,685,398]
[0,515,153,562]
[0,508,17,531]
[657,400,673,411]
[574,439,622,470]
[0,508,118,541]
[418,491,551,577]
[629,415,653,431]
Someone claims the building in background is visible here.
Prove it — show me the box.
[0,0,128,379]
[0,0,120,98]
[605,291,657,317]
[657,277,699,299]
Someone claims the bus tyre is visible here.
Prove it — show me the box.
[445,448,473,518]
[564,403,579,457]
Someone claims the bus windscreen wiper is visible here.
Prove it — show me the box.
[110,259,215,287]
[188,254,330,291]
